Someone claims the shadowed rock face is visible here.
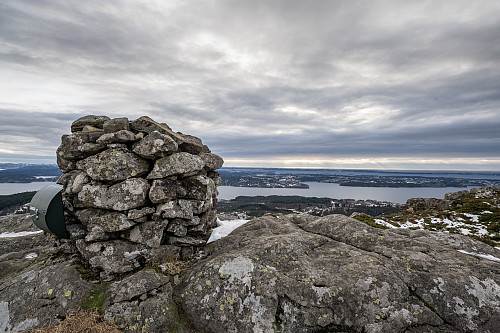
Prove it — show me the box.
[56,115,223,280]
[178,214,500,333]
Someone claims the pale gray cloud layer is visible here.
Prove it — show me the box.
[1,0,499,169]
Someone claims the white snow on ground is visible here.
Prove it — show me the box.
[0,230,43,238]
[457,250,500,263]
[207,219,250,243]
[24,253,38,259]
[462,213,479,223]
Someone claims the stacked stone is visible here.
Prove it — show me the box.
[56,115,223,280]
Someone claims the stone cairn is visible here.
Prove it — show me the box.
[56,115,223,280]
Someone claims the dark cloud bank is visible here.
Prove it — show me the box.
[1,0,499,169]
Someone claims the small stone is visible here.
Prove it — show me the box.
[127,207,156,220]
[132,131,178,159]
[166,221,187,237]
[66,224,87,239]
[85,226,109,242]
[96,130,137,144]
[82,125,101,132]
[103,117,130,133]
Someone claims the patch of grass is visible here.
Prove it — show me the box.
[352,215,389,230]
[457,201,492,214]
[162,259,192,276]
[29,308,120,333]
[81,286,109,314]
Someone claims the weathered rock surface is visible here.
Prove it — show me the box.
[0,252,190,332]
[76,148,150,182]
[71,115,110,133]
[147,152,205,179]
[132,130,178,159]
[76,240,147,274]
[77,178,149,210]
[178,214,500,333]
[0,259,92,332]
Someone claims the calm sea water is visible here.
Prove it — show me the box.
[218,182,477,204]
[0,182,57,195]
[0,181,478,204]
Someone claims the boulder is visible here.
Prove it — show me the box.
[76,239,147,274]
[178,214,500,333]
[147,152,205,179]
[200,153,224,171]
[0,261,93,332]
[75,209,136,232]
[181,175,216,201]
[132,131,178,159]
[77,178,149,211]
[71,115,110,133]
[103,117,130,133]
[124,220,169,248]
[76,149,150,182]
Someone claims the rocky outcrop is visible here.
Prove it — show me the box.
[1,212,500,332]
[178,214,500,333]
[56,115,223,280]
[404,186,500,212]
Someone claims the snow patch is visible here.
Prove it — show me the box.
[457,250,500,263]
[207,219,250,243]
[0,230,43,238]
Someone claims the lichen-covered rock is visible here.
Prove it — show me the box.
[105,279,187,333]
[76,148,149,182]
[147,152,205,179]
[77,178,149,211]
[109,269,169,303]
[0,260,93,332]
[178,214,500,333]
[76,239,147,274]
[103,117,130,133]
[56,134,91,160]
[57,170,90,195]
[132,130,178,159]
[200,153,224,171]
[156,200,195,219]
[149,179,186,203]
[71,115,110,133]
[127,207,156,220]
[75,209,136,232]
[181,175,216,201]
[96,130,137,144]
[124,220,169,248]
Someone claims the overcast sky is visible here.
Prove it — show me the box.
[1,0,499,170]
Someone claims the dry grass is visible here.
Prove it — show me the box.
[162,260,191,275]
[30,309,121,333]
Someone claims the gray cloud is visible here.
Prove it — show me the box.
[0,0,499,169]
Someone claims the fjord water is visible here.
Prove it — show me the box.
[218,182,478,204]
[0,182,57,195]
